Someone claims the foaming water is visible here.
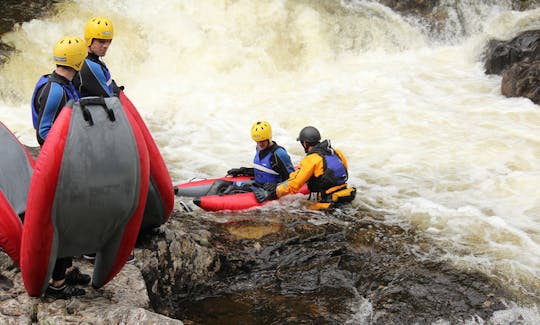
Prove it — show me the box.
[1,0,540,318]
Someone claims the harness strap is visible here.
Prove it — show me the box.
[79,96,116,125]
[253,164,279,175]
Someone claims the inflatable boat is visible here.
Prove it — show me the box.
[175,175,309,212]
[0,121,34,265]
[119,91,174,232]
[20,96,150,296]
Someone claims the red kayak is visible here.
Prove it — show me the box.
[175,175,309,212]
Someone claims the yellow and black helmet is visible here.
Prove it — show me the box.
[251,121,272,142]
[53,36,87,71]
[84,16,114,46]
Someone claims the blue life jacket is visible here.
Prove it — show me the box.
[253,146,282,184]
[307,140,348,193]
[31,74,79,129]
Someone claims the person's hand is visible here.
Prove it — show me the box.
[227,168,242,176]
[227,167,249,176]
[261,182,277,193]
[252,186,276,203]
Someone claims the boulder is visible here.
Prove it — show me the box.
[484,29,540,75]
[501,60,540,104]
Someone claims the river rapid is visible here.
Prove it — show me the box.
[1,0,540,322]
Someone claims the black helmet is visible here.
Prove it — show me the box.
[297,126,321,144]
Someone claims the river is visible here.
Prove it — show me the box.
[1,0,539,322]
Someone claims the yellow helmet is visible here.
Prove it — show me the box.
[84,17,114,46]
[251,121,272,142]
[53,36,87,71]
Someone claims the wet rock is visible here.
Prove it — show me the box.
[484,30,540,75]
[0,202,520,323]
[138,208,510,324]
[501,60,540,105]
[482,30,540,105]
[378,0,439,17]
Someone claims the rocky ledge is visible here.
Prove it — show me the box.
[1,204,522,324]
[0,254,181,324]
[7,200,527,325]
[484,29,540,105]
[137,207,517,324]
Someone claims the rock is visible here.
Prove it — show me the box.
[136,209,510,324]
[0,253,182,324]
[501,60,540,104]
[483,29,540,104]
[484,30,540,75]
[0,200,520,323]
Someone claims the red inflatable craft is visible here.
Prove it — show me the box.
[175,175,253,197]
[0,121,34,265]
[176,175,309,212]
[21,97,149,296]
[0,192,23,265]
[119,91,174,231]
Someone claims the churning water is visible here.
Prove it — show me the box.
[1,0,540,322]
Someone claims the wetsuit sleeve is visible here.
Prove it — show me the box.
[74,58,114,97]
[36,82,66,144]
[272,147,296,181]
[276,154,321,197]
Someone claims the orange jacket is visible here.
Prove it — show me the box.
[276,148,348,198]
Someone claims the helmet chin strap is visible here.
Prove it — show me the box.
[302,141,309,154]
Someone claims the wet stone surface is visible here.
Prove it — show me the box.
[138,207,509,324]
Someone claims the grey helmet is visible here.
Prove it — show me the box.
[297,126,321,144]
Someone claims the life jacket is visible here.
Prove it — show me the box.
[306,141,356,210]
[306,140,348,194]
[31,74,79,129]
[308,187,357,210]
[253,144,283,184]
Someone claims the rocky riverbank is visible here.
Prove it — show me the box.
[2,200,522,324]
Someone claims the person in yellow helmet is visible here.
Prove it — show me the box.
[223,121,295,200]
[30,36,90,299]
[73,16,120,97]
[31,36,87,145]
[255,126,356,209]
[77,17,135,264]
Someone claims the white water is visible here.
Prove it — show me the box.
[1,0,540,321]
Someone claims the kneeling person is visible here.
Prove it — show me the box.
[256,126,356,209]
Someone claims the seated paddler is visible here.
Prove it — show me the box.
[220,121,295,198]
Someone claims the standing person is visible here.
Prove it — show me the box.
[254,126,356,210]
[31,35,90,298]
[75,16,133,263]
[73,16,120,97]
[32,36,87,145]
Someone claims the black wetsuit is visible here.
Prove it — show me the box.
[73,52,119,97]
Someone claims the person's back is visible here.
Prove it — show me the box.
[29,35,90,299]
[274,126,356,209]
[73,16,119,97]
[32,36,86,146]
